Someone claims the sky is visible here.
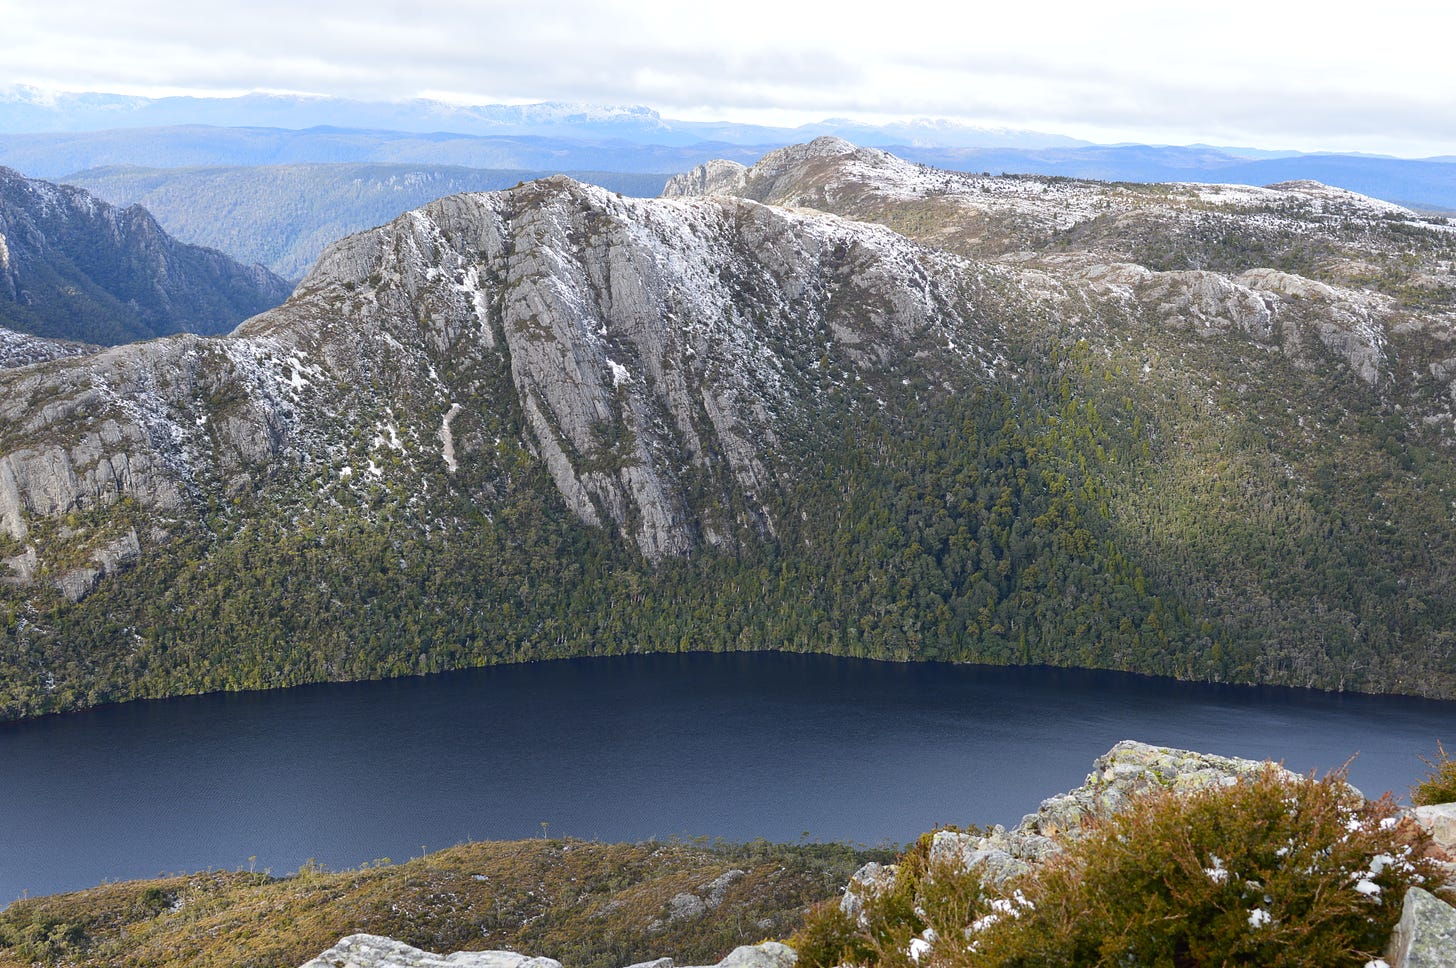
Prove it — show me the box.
[2,0,1454,157]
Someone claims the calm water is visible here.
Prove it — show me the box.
[1,652,1453,905]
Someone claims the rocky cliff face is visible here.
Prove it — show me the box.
[0,166,293,345]
[0,173,1022,591]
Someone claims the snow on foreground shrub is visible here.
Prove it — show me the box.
[793,765,1453,968]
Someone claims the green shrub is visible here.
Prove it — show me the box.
[794,832,994,968]
[967,766,1446,968]
[796,769,1449,968]
[793,899,875,968]
[1412,741,1456,806]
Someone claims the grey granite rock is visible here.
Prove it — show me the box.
[667,891,708,922]
[691,942,797,968]
[921,741,1294,889]
[298,934,563,968]
[840,861,898,921]
[1415,804,1456,854]
[300,937,796,968]
[1386,887,1456,968]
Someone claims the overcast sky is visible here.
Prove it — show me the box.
[3,0,1453,157]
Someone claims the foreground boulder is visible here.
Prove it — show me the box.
[1385,887,1456,968]
[912,740,1297,887]
[300,936,564,968]
[298,938,796,968]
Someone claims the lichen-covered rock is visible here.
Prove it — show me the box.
[666,891,708,922]
[1413,803,1456,883]
[840,861,898,921]
[1385,887,1456,968]
[664,867,748,925]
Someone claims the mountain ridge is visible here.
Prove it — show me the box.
[2,141,1456,720]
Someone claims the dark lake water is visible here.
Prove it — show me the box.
[2,652,1453,905]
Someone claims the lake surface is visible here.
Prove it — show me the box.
[2,652,1453,905]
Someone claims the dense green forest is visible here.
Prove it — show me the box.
[4,300,1453,721]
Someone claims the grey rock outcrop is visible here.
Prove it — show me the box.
[655,868,748,930]
[964,741,1291,886]
[54,527,140,602]
[1414,803,1456,883]
[661,159,749,199]
[1385,887,1456,968]
[1415,804,1456,854]
[840,861,897,921]
[297,937,795,968]
[889,741,1294,891]
[0,324,99,369]
[664,138,899,210]
[701,943,796,968]
[299,936,563,968]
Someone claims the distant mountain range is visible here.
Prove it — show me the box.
[0,87,1088,149]
[0,125,761,179]
[0,87,1452,212]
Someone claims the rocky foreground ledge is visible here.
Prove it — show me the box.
[299,741,1456,968]
[300,937,797,968]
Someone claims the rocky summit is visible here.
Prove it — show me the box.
[2,140,1456,719]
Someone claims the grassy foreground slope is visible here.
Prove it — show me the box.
[0,840,883,968]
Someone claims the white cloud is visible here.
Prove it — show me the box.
[2,0,1454,155]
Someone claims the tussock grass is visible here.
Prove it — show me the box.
[0,838,885,968]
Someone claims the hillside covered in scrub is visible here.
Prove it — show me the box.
[0,840,882,968]
[3,138,1456,719]
[0,167,292,345]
